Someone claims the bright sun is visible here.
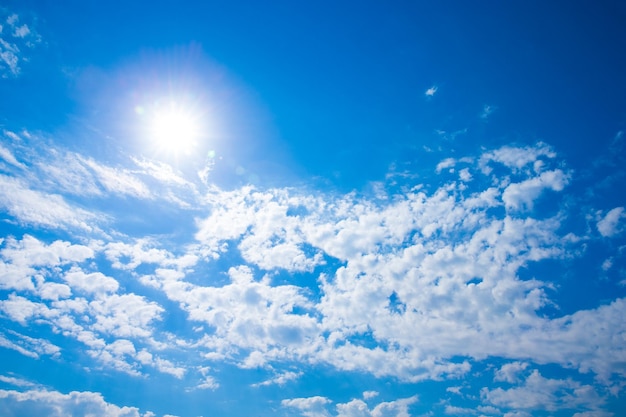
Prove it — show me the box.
[146,101,202,154]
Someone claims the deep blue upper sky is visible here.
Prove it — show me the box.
[1,1,626,416]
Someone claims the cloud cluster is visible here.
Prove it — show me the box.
[282,394,418,417]
[0,11,41,77]
[0,385,154,417]
[0,235,182,378]
[1,137,625,415]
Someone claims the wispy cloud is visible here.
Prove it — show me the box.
[480,104,497,119]
[425,85,438,97]
[252,370,302,387]
[0,175,102,231]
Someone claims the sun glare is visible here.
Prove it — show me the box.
[144,101,203,155]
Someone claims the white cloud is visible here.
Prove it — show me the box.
[282,395,418,417]
[494,362,528,383]
[6,14,18,26]
[0,11,40,77]
[479,143,556,174]
[63,267,119,295]
[89,293,164,339]
[0,144,24,168]
[597,207,625,237]
[458,168,472,182]
[502,169,568,211]
[1,138,624,412]
[0,235,94,292]
[80,157,152,199]
[282,396,332,417]
[0,38,20,76]
[363,391,379,400]
[482,369,606,413]
[132,157,194,188]
[13,24,30,38]
[425,86,438,97]
[444,405,476,415]
[435,158,456,173]
[253,370,302,387]
[0,375,35,387]
[197,375,219,390]
[0,175,101,231]
[38,282,72,300]
[0,330,60,359]
[36,151,104,196]
[0,388,153,417]
[154,357,186,379]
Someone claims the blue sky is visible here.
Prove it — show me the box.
[1,1,626,416]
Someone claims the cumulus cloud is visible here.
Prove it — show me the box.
[1,140,625,415]
[479,143,556,174]
[482,369,606,413]
[282,396,332,417]
[0,388,153,417]
[282,395,418,417]
[502,169,568,211]
[597,207,625,237]
[494,362,528,383]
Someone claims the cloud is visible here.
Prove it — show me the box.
[363,391,379,400]
[12,24,30,38]
[0,330,60,359]
[494,362,528,383]
[480,104,496,119]
[63,267,119,295]
[0,11,41,77]
[481,369,606,413]
[80,157,152,199]
[0,387,153,417]
[479,143,556,174]
[282,396,332,417]
[0,375,35,387]
[597,207,625,237]
[0,175,101,231]
[0,235,94,292]
[252,370,302,387]
[282,395,418,417]
[0,236,177,377]
[0,144,25,168]
[435,158,456,173]
[502,169,569,211]
[1,138,625,414]
[425,86,438,97]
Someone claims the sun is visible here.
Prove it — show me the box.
[145,101,203,155]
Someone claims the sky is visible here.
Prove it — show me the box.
[1,1,626,416]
